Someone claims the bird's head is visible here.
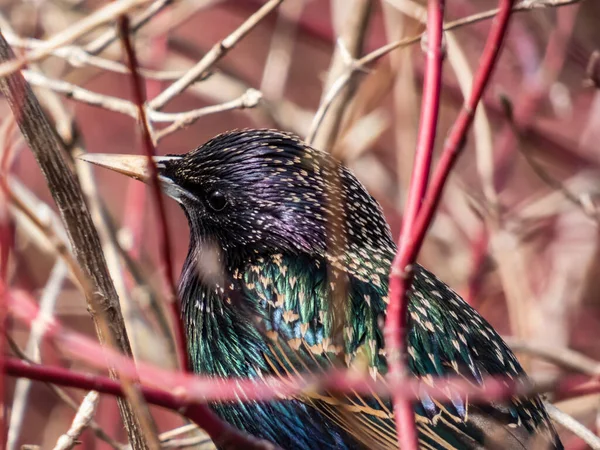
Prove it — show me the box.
[80,129,393,267]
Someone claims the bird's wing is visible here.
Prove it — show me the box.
[242,253,400,449]
[242,255,561,449]
[405,267,563,449]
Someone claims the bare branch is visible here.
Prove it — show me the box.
[0,0,155,77]
[149,0,283,111]
[505,338,600,376]
[544,402,600,449]
[53,391,100,450]
[7,338,125,450]
[154,89,262,141]
[8,261,67,450]
[307,0,373,150]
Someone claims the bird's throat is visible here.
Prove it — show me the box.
[179,250,272,378]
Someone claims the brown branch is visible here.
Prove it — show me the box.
[84,0,174,55]
[505,337,600,377]
[308,0,373,151]
[154,88,262,141]
[0,31,150,450]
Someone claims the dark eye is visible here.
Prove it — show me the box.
[207,190,228,212]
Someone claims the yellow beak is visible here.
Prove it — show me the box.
[78,153,181,182]
[79,153,188,202]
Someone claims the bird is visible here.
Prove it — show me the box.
[81,129,563,450]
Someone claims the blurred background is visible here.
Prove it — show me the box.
[2,0,600,448]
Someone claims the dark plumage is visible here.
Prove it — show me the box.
[93,129,563,449]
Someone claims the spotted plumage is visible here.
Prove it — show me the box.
[119,129,564,449]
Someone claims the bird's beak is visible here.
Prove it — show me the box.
[78,153,180,182]
[79,153,192,203]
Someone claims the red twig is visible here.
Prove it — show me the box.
[386,1,445,448]
[385,0,515,448]
[118,16,189,373]
[6,353,598,415]
[122,21,170,261]
[399,2,446,251]
[0,121,17,449]
[407,0,515,263]
[4,358,277,450]
[10,286,598,407]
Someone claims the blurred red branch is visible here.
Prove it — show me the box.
[0,119,17,449]
[386,0,445,448]
[465,227,489,307]
[385,0,515,447]
[9,286,599,407]
[493,2,580,194]
[5,342,599,412]
[4,358,277,450]
[118,16,189,373]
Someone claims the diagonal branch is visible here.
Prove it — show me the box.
[148,0,283,111]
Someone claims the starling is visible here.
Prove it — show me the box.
[82,129,562,450]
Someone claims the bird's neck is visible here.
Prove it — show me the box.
[178,244,271,378]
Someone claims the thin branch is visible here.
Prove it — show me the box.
[505,338,600,376]
[491,1,581,196]
[118,16,187,373]
[544,402,600,449]
[0,109,13,450]
[308,0,584,146]
[0,0,154,77]
[385,1,444,448]
[154,88,262,142]
[7,337,125,450]
[23,69,262,130]
[85,0,174,55]
[159,424,210,449]
[23,70,139,118]
[159,424,199,441]
[500,96,599,222]
[395,0,516,272]
[260,0,307,100]
[7,182,88,290]
[3,33,186,80]
[53,391,100,450]
[161,436,212,448]
[149,0,283,111]
[4,351,598,415]
[5,358,280,450]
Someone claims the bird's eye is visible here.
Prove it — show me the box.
[206,190,228,212]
